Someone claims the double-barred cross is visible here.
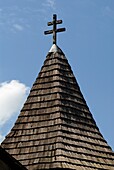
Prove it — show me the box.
[44,14,66,45]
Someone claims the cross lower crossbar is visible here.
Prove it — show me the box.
[44,28,66,35]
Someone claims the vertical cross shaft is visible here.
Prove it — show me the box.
[44,14,66,45]
[53,14,57,44]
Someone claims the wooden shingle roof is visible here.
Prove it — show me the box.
[1,44,114,169]
[0,146,27,170]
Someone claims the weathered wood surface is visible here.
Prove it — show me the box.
[0,146,27,170]
[1,46,114,169]
[44,14,66,45]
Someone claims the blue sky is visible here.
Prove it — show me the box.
[0,0,114,150]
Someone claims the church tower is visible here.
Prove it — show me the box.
[1,14,114,170]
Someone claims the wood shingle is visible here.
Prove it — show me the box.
[0,146,27,170]
[1,44,114,169]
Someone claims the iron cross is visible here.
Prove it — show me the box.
[44,14,66,45]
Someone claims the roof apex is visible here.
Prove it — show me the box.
[49,44,63,53]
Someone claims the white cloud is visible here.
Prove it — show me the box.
[102,6,114,19]
[47,0,55,9]
[0,80,29,143]
[0,2,56,34]
[0,134,5,143]
[43,0,56,10]
[0,80,29,126]
[0,5,46,33]
[13,24,24,31]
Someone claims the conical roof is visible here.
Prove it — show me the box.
[1,45,114,170]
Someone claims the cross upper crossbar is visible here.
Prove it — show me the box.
[44,14,66,45]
